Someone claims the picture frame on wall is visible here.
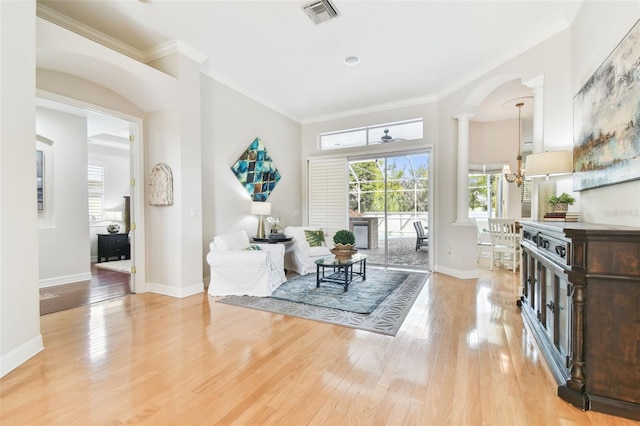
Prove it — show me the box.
[573,19,640,191]
[36,150,44,212]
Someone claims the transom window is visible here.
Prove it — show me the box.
[320,119,423,151]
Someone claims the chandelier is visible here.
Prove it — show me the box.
[502,102,525,187]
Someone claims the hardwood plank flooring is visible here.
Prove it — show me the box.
[39,264,131,315]
[3,266,639,425]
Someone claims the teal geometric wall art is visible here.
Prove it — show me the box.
[231,137,281,201]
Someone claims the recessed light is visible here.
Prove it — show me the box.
[344,56,360,66]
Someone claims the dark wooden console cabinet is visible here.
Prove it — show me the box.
[97,233,130,263]
[520,221,640,421]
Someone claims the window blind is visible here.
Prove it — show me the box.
[307,157,348,242]
[88,164,105,221]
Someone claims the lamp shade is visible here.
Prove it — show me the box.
[251,201,271,216]
[525,150,573,178]
[105,210,123,221]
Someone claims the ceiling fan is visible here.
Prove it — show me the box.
[380,129,405,143]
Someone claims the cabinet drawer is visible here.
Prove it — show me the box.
[537,232,570,267]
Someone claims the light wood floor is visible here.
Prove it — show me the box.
[2,266,638,425]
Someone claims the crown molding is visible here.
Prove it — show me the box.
[200,68,301,123]
[36,4,145,62]
[301,95,438,125]
[143,40,208,64]
[37,4,208,67]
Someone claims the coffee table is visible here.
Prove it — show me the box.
[315,253,367,292]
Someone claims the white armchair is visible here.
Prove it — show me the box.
[283,226,332,275]
[207,230,286,297]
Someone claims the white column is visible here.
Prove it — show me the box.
[454,113,473,224]
[525,75,547,220]
[524,75,544,154]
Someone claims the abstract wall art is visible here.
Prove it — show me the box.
[573,19,640,191]
[231,137,281,201]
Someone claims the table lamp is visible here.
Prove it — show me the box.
[525,150,573,220]
[251,201,271,239]
[105,210,123,233]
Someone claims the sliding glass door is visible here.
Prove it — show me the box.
[348,151,430,270]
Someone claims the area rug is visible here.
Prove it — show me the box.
[216,270,430,336]
[94,259,131,274]
[271,269,408,314]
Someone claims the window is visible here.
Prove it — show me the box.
[469,165,504,220]
[88,164,105,221]
[319,118,423,151]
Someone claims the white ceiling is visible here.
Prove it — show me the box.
[37,0,582,123]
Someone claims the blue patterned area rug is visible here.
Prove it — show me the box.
[216,270,430,336]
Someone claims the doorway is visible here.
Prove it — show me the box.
[36,95,145,314]
[348,151,430,270]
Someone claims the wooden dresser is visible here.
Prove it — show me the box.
[519,221,640,421]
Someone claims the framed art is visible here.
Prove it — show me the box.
[573,19,640,191]
[36,150,44,212]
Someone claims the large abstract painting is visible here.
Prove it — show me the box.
[231,137,281,201]
[573,19,640,191]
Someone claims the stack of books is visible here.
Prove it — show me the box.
[565,212,580,222]
[543,212,580,222]
[544,212,567,222]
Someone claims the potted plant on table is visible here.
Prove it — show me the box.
[548,192,576,213]
[331,229,357,260]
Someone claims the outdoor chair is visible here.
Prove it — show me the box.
[413,220,429,251]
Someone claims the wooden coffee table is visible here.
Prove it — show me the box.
[314,254,367,292]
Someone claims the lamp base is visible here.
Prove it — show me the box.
[107,224,120,234]
[256,216,266,239]
[537,180,556,220]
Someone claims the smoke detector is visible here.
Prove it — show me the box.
[303,0,339,25]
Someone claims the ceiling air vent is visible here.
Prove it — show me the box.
[303,0,339,25]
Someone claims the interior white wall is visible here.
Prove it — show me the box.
[434,28,573,278]
[300,103,437,267]
[0,0,43,378]
[36,108,91,286]
[201,75,302,282]
[88,144,130,262]
[36,19,207,298]
[469,118,527,219]
[571,1,640,226]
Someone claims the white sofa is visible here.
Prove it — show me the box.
[207,230,286,297]
[283,226,332,275]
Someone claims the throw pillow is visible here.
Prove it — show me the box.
[304,230,325,247]
[244,244,262,251]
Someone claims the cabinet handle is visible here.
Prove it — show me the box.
[546,300,555,312]
[555,246,566,258]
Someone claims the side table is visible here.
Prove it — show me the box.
[252,237,293,244]
[97,233,130,262]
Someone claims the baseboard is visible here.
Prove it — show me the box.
[39,272,92,288]
[147,281,205,298]
[433,264,479,280]
[1,334,44,378]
